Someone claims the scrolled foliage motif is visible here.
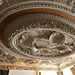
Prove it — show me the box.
[8,19,75,59]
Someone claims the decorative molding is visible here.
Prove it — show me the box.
[72,0,75,13]
[11,28,75,59]
[0,1,74,23]
[7,0,74,7]
[22,59,38,65]
[5,14,75,59]
[61,60,75,69]
[0,65,57,71]
[0,13,75,70]
[0,47,17,64]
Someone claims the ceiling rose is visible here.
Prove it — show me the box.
[2,13,75,59]
[0,13,75,70]
[11,28,75,59]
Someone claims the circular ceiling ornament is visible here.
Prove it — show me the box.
[0,13,75,70]
[2,13,75,60]
[11,28,75,59]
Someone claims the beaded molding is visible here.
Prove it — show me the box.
[0,1,75,23]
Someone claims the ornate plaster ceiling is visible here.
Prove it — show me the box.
[0,0,75,71]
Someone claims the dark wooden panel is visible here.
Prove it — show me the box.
[0,69,9,75]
